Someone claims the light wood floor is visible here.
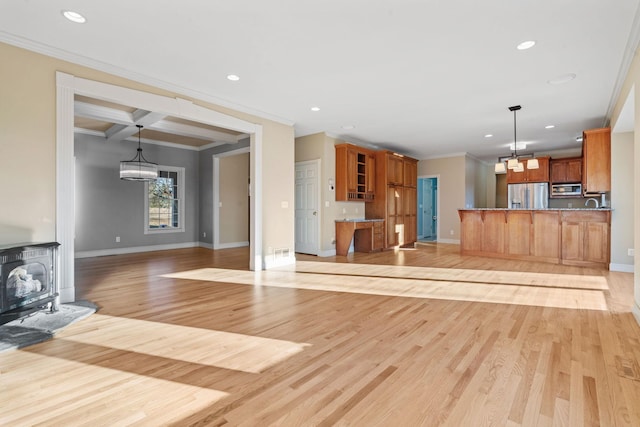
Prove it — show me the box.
[1,244,640,426]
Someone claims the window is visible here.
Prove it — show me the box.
[144,166,185,234]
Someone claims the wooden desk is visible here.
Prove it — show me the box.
[335,219,384,256]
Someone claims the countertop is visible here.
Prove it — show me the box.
[335,218,385,222]
[458,208,612,211]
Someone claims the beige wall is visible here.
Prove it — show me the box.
[609,48,640,322]
[465,155,490,209]
[418,156,466,242]
[219,153,249,244]
[0,42,295,266]
[295,133,365,254]
[610,132,634,269]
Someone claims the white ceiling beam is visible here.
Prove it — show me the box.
[75,100,238,144]
[105,124,138,142]
[147,119,239,144]
[74,101,134,125]
[132,109,168,127]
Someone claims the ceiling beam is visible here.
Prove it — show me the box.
[147,119,239,144]
[75,100,239,144]
[75,101,133,125]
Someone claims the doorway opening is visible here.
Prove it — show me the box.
[417,177,438,242]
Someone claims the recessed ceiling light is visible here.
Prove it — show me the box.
[310,106,320,112]
[62,10,86,24]
[517,40,536,50]
[226,74,240,81]
[342,124,355,130]
[545,125,555,129]
[484,134,493,138]
[548,73,576,85]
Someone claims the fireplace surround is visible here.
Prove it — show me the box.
[0,242,60,325]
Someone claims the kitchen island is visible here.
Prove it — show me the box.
[458,208,611,269]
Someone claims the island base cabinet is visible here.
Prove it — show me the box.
[532,211,561,261]
[561,212,610,267]
[506,211,532,256]
[459,209,610,269]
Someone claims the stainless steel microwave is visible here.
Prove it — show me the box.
[551,183,582,197]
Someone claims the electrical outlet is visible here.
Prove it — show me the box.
[450,229,454,236]
[203,232,206,238]
[568,203,573,208]
[115,236,120,243]
[628,248,635,256]
[342,208,347,214]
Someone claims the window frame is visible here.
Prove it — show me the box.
[144,165,186,234]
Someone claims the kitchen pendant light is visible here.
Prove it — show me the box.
[494,105,535,173]
[120,125,158,181]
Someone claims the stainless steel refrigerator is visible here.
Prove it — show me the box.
[507,183,549,209]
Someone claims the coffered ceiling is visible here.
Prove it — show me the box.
[74,95,245,149]
[1,1,639,160]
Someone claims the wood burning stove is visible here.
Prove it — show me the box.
[0,242,60,325]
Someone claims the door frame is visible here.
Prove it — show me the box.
[56,72,263,303]
[417,174,440,242]
[213,146,251,249]
[294,159,321,255]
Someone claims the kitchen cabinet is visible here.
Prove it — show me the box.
[387,155,404,185]
[365,151,418,248]
[403,159,417,188]
[458,209,610,269]
[506,157,550,184]
[582,128,611,194]
[550,157,582,183]
[403,186,417,245]
[561,210,610,266]
[335,143,375,202]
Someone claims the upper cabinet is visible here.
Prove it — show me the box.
[582,128,611,194]
[506,157,550,184]
[387,155,404,185]
[335,143,375,202]
[550,157,582,183]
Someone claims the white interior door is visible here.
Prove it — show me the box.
[295,160,320,255]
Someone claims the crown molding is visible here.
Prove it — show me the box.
[0,32,295,127]
[604,1,640,123]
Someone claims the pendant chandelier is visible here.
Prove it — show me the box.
[120,125,158,181]
[494,105,538,173]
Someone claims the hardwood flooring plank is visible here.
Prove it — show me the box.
[0,245,638,426]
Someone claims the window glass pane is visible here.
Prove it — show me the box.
[147,168,182,231]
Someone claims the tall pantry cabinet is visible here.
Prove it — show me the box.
[365,151,418,248]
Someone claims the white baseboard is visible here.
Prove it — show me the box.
[199,242,214,250]
[213,241,249,250]
[437,238,460,244]
[75,242,200,259]
[633,304,640,327]
[264,254,296,269]
[610,263,634,273]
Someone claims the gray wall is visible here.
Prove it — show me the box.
[74,133,199,252]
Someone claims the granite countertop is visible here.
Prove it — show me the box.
[335,218,385,222]
[458,208,612,211]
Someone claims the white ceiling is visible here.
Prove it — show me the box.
[1,1,639,161]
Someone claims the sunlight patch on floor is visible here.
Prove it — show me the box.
[63,314,310,374]
[162,267,608,311]
[283,261,609,290]
[0,350,229,426]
